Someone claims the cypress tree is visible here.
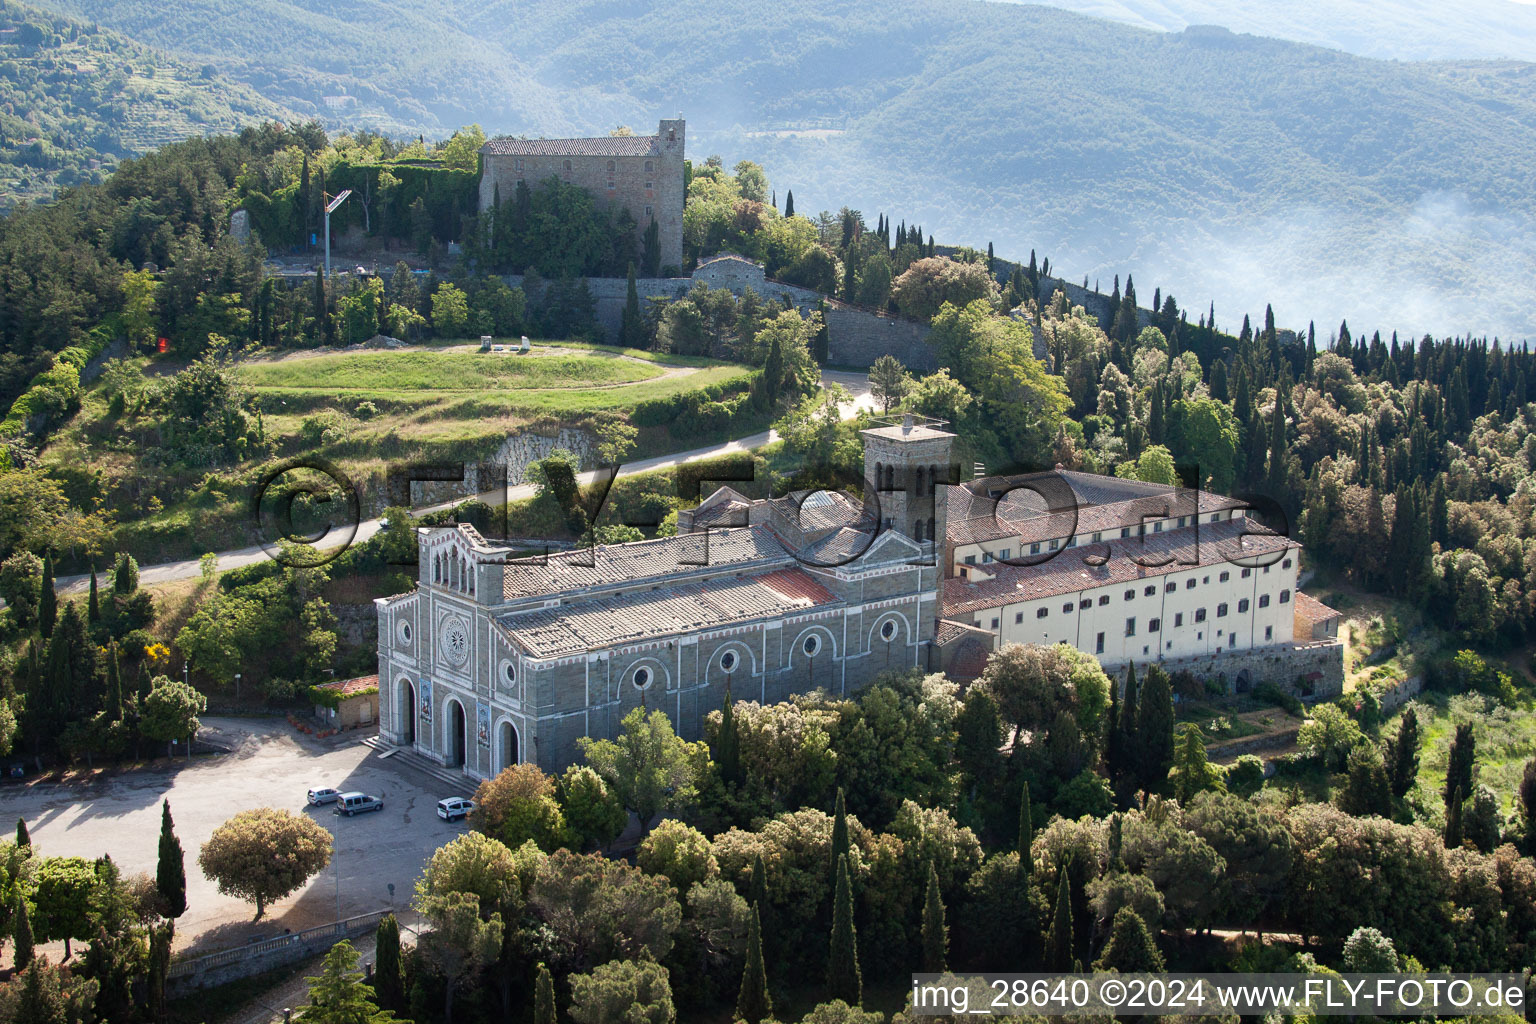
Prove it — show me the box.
[1444,722,1476,809]
[105,643,123,721]
[827,854,861,1005]
[831,788,850,869]
[1018,781,1033,857]
[1116,662,1139,791]
[534,963,556,1024]
[1210,359,1229,402]
[375,913,406,1014]
[737,905,772,1024]
[38,555,56,640]
[156,799,187,918]
[750,850,768,911]
[619,263,644,349]
[1048,868,1073,971]
[13,893,34,969]
[1136,665,1175,791]
[1094,907,1165,972]
[1444,786,1465,849]
[784,190,795,218]
[1107,813,1124,873]
[717,684,741,786]
[16,816,29,847]
[86,571,99,625]
[1267,387,1288,497]
[148,921,173,1022]
[763,334,785,404]
[921,861,947,973]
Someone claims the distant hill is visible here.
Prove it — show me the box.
[27,0,1536,340]
[0,1,292,209]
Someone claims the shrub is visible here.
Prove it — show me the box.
[1253,682,1304,717]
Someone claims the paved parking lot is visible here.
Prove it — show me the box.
[0,718,475,954]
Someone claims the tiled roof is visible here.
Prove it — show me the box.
[691,498,752,529]
[934,619,970,645]
[697,253,763,269]
[498,568,838,658]
[481,134,659,157]
[941,518,1297,615]
[501,526,788,600]
[317,674,378,696]
[947,470,1245,546]
[1292,591,1340,625]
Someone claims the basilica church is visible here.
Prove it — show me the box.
[374,416,1340,780]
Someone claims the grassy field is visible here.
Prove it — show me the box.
[238,349,667,393]
[1388,692,1536,820]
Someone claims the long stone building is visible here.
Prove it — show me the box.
[374,419,1342,779]
[479,118,686,273]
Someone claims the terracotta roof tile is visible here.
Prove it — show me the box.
[1292,591,1340,624]
[502,525,788,599]
[498,568,839,658]
[942,518,1296,615]
[317,674,378,696]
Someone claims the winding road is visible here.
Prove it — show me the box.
[54,370,877,596]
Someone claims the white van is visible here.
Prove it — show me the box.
[334,792,384,816]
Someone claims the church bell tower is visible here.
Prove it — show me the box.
[860,414,956,548]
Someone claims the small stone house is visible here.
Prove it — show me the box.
[1292,592,1343,642]
[311,674,380,730]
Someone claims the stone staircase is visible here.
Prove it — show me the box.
[362,736,469,791]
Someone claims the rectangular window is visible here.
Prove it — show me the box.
[999,549,1011,560]
[514,158,525,172]
[645,160,654,172]
[1015,612,1024,624]
[1186,579,1196,590]
[1153,521,1162,533]
[1030,543,1041,555]
[645,181,653,190]
[645,205,653,218]
[1174,612,1184,627]
[1177,516,1187,527]
[1063,603,1074,614]
[1217,603,1229,617]
[1265,625,1274,640]
[991,617,999,630]
[1283,558,1293,569]
[1280,589,1291,603]
[1219,571,1230,582]
[1165,582,1176,593]
[1120,527,1131,539]
[1259,594,1270,608]
[1264,565,1271,574]
[1098,595,1110,606]
[1149,617,1161,632]
[1238,598,1250,613]
[1092,532,1102,543]
[1144,585,1156,597]
[965,555,976,565]
[1242,567,1252,578]
[1049,539,1059,550]
[983,552,993,563]
[1125,617,1136,637]
[1037,608,1049,619]
[1195,608,1207,623]
[1095,632,1105,654]
[1124,589,1135,601]
[1079,599,1092,610]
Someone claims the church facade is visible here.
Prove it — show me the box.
[374,417,1340,780]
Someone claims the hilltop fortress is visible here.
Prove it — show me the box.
[479,118,687,273]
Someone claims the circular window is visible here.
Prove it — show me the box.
[633,667,652,690]
[501,660,516,685]
[720,650,738,672]
[803,634,821,657]
[881,620,896,641]
[397,620,412,645]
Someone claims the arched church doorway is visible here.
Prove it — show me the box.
[399,680,416,745]
[499,721,519,774]
[446,700,467,767]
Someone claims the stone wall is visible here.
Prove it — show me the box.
[824,304,936,372]
[1110,639,1346,700]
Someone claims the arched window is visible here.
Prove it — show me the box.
[874,462,883,489]
[433,554,441,583]
[450,556,459,589]
[927,516,935,540]
[913,519,924,541]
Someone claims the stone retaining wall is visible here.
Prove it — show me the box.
[1110,640,1346,699]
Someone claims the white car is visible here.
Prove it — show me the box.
[307,787,340,806]
[436,797,475,822]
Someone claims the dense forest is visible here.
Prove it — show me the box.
[25,0,1536,338]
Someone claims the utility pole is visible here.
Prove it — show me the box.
[323,190,351,282]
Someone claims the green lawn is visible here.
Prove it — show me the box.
[238,349,665,392]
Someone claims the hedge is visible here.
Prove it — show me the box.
[631,372,756,428]
[0,318,117,443]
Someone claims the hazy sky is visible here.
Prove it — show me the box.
[1004,0,1536,61]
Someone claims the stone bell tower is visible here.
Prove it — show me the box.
[860,414,956,547]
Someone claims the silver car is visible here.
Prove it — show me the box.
[307,787,340,806]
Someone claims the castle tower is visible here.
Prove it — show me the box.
[860,415,956,547]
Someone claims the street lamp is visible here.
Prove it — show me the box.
[234,672,242,701]
[182,661,189,686]
[323,190,351,282]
